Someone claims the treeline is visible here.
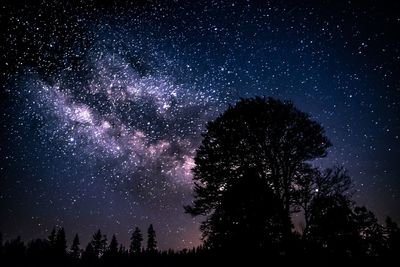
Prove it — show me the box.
[0,224,209,267]
[1,216,399,266]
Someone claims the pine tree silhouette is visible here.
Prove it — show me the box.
[130,227,143,256]
[91,229,107,259]
[108,234,119,256]
[55,227,67,258]
[48,228,57,249]
[81,243,96,264]
[147,224,157,253]
[70,233,80,260]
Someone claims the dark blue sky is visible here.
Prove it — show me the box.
[0,0,399,250]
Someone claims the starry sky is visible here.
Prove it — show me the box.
[0,0,399,250]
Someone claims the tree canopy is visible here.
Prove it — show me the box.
[130,227,143,255]
[186,97,331,249]
[147,224,157,252]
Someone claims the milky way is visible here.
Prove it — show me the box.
[1,1,399,249]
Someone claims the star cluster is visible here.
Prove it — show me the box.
[0,0,399,250]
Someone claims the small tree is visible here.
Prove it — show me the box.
[81,243,96,264]
[293,165,352,238]
[385,217,400,255]
[91,229,107,258]
[108,234,119,257]
[307,194,358,257]
[129,227,143,255]
[353,206,386,257]
[70,234,80,260]
[55,227,67,257]
[47,227,67,260]
[48,228,57,249]
[147,224,157,252]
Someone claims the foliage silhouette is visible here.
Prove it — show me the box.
[81,242,96,265]
[199,169,287,253]
[108,234,119,256]
[55,227,67,258]
[293,165,352,239]
[70,234,80,260]
[103,234,119,265]
[385,216,400,257]
[45,227,68,263]
[185,97,331,251]
[90,229,107,259]
[129,227,143,256]
[306,193,358,258]
[147,224,157,253]
[353,206,386,257]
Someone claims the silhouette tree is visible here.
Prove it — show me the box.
[55,227,67,258]
[108,234,119,257]
[118,244,126,255]
[103,234,119,265]
[48,227,57,249]
[70,233,80,260]
[199,169,287,253]
[26,238,49,264]
[91,229,107,259]
[130,227,143,255]
[186,97,331,248]
[3,236,26,265]
[0,232,3,257]
[81,243,96,265]
[47,227,67,262]
[353,206,386,257]
[307,193,358,258]
[293,165,352,238]
[147,224,157,252]
[385,216,400,256]
[118,244,129,263]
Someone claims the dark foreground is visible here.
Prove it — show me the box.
[0,248,398,267]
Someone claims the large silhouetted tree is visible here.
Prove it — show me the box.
[147,224,157,252]
[186,97,331,249]
[130,227,143,256]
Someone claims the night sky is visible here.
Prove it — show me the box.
[0,0,399,250]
